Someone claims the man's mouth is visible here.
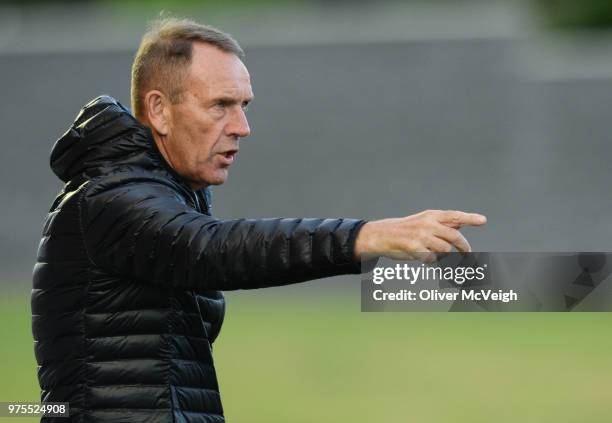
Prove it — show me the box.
[218,149,238,165]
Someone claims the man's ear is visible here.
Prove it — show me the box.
[144,90,171,136]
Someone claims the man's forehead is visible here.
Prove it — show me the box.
[190,44,250,81]
[193,70,250,86]
[190,77,253,100]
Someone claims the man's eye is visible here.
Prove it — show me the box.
[241,102,250,111]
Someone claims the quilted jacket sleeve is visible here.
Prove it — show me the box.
[79,177,368,291]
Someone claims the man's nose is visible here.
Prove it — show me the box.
[226,107,251,139]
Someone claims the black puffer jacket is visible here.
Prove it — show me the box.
[32,96,367,422]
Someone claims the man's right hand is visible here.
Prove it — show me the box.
[354,210,487,263]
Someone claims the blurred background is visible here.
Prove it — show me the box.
[2,0,612,421]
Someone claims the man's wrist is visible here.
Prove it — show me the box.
[353,220,376,260]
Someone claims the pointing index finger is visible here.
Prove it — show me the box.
[438,211,487,229]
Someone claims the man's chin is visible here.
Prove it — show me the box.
[193,170,228,188]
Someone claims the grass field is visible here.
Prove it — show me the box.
[2,289,612,422]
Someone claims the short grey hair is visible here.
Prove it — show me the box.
[130,17,244,119]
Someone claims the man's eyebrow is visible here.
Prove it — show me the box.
[211,95,254,104]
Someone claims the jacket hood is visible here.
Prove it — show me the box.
[50,95,213,212]
[50,95,160,183]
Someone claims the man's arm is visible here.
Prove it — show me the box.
[80,177,486,291]
[79,177,367,291]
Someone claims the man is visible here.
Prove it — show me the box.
[32,18,486,422]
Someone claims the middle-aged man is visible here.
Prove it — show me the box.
[32,18,486,423]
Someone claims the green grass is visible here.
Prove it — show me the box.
[3,290,612,422]
[0,293,40,423]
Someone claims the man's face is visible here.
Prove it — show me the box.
[163,42,253,188]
